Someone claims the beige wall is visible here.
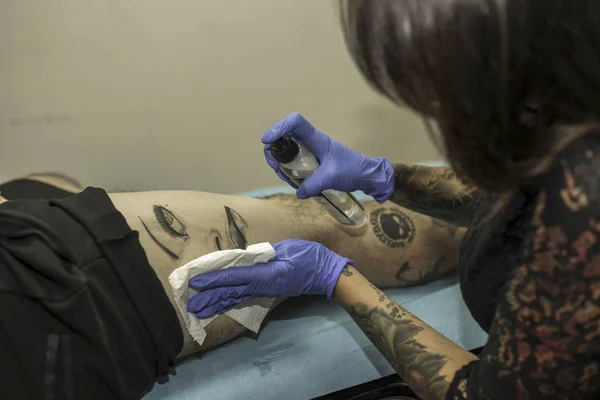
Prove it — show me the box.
[0,0,437,193]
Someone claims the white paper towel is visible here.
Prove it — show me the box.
[168,242,276,345]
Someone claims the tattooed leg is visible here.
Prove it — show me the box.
[139,205,190,260]
[108,191,465,357]
[335,265,477,400]
[395,256,449,287]
[360,206,464,287]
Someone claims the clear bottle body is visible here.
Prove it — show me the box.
[278,143,366,228]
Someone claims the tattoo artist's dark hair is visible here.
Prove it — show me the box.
[340,0,600,192]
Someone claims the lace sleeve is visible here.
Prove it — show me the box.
[447,143,600,399]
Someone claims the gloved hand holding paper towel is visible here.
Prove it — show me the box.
[187,239,353,316]
[168,242,276,346]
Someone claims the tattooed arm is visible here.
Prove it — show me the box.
[335,265,477,400]
[391,164,486,226]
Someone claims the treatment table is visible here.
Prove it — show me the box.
[145,183,489,400]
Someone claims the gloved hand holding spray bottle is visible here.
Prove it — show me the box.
[268,135,367,227]
[263,112,395,227]
[187,112,396,317]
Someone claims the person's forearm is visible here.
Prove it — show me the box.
[390,164,485,226]
[335,265,477,400]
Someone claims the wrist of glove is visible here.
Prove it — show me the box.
[187,239,353,318]
[356,156,395,203]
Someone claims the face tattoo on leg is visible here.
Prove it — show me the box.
[139,205,190,260]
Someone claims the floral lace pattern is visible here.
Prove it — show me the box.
[449,138,600,399]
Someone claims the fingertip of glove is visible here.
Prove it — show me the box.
[374,196,388,204]
[287,111,303,121]
[188,275,204,286]
[194,310,213,319]
[187,298,200,313]
[261,130,279,144]
[296,189,308,200]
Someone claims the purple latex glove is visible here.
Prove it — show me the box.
[262,112,395,203]
[187,239,353,318]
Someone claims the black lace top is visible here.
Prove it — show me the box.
[447,137,600,399]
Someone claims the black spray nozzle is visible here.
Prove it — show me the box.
[270,136,299,164]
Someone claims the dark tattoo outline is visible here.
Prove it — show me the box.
[370,282,387,303]
[395,256,448,286]
[210,229,224,251]
[224,206,248,249]
[370,282,405,318]
[395,261,412,282]
[347,302,450,399]
[370,208,416,248]
[153,205,189,239]
[342,265,354,276]
[140,218,179,260]
[140,205,190,260]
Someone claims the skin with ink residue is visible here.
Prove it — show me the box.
[395,257,449,286]
[141,204,249,259]
[139,218,180,260]
[139,205,190,260]
[395,261,411,282]
[210,229,224,251]
[224,206,248,249]
[342,265,354,276]
[209,207,248,251]
[154,205,189,240]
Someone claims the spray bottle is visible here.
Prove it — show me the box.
[270,136,366,228]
